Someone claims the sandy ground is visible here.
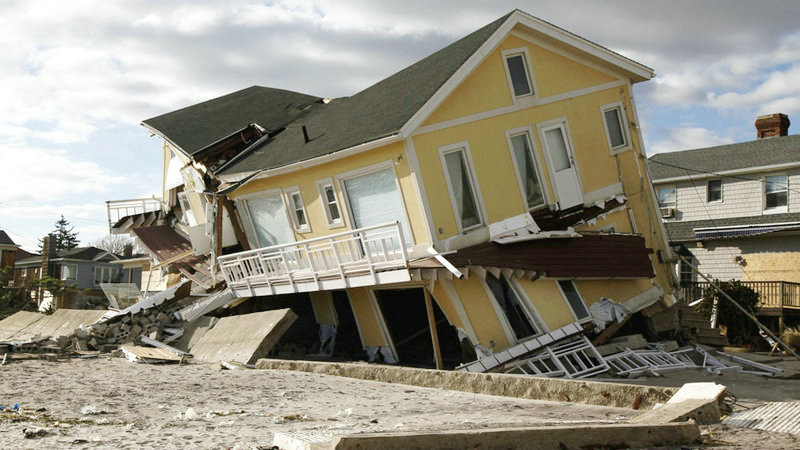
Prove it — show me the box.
[1,354,798,449]
[1,355,638,449]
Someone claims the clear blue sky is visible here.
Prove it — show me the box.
[2,0,799,251]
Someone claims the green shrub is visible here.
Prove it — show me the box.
[695,280,760,347]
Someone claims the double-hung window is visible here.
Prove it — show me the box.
[707,179,722,203]
[600,103,630,153]
[507,129,545,210]
[284,187,310,232]
[503,48,535,99]
[316,179,344,228]
[440,144,483,232]
[764,175,788,212]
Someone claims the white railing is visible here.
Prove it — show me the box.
[218,222,409,293]
[106,197,163,230]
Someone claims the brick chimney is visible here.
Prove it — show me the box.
[40,234,57,278]
[123,243,133,257]
[755,113,790,139]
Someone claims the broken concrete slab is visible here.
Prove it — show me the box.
[120,345,183,363]
[172,316,217,352]
[190,309,297,364]
[1,309,107,344]
[631,382,727,425]
[255,359,674,409]
[330,422,701,449]
[0,312,45,342]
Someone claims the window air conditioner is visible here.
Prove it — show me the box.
[660,207,675,218]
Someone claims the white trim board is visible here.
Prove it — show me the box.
[651,161,800,184]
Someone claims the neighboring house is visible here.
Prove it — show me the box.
[0,230,20,271]
[111,10,677,367]
[648,113,800,331]
[14,239,142,310]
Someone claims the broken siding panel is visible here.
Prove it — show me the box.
[430,281,466,332]
[451,276,512,349]
[346,288,388,347]
[575,279,654,309]
[515,279,575,331]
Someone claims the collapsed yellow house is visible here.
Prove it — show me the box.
[125,10,678,368]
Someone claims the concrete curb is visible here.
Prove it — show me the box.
[255,359,674,409]
[330,422,702,449]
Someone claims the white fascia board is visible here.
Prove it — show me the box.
[693,221,800,232]
[399,10,653,138]
[141,122,192,161]
[219,134,401,191]
[651,161,800,184]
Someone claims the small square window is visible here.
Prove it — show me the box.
[657,186,676,207]
[707,179,722,202]
[61,264,77,281]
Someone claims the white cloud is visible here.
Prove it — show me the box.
[648,127,736,154]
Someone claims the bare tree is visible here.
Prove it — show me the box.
[90,234,140,255]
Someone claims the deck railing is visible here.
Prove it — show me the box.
[682,281,800,309]
[218,222,408,293]
[106,197,162,230]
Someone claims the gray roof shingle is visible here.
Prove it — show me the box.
[0,230,15,246]
[648,135,800,181]
[142,86,321,156]
[664,212,800,242]
[216,12,513,176]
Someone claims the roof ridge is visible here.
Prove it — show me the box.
[650,133,800,159]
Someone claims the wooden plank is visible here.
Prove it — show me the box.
[215,196,224,257]
[120,345,183,363]
[424,288,443,370]
[592,315,632,346]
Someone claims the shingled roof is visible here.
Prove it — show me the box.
[142,86,321,157]
[216,11,513,177]
[648,134,800,181]
[0,230,16,246]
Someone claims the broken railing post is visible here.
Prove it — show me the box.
[679,255,800,362]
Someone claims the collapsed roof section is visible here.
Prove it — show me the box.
[142,86,322,160]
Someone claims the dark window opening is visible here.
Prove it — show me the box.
[707,179,722,202]
[375,288,463,369]
[558,280,590,320]
[506,54,532,96]
[485,273,539,340]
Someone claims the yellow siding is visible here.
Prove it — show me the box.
[450,277,511,349]
[346,288,386,347]
[516,279,575,330]
[574,209,633,234]
[413,87,626,238]
[575,279,655,308]
[423,34,617,126]
[530,42,617,98]
[430,282,465,331]
[229,141,430,246]
[309,291,336,326]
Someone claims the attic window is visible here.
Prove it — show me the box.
[503,49,534,98]
[601,103,631,153]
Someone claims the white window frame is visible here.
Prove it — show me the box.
[479,272,547,344]
[336,160,413,240]
[61,263,78,281]
[235,188,296,248]
[706,179,723,204]
[439,142,486,233]
[501,47,538,103]
[505,126,549,210]
[657,186,677,208]
[94,266,118,286]
[600,102,632,154]
[315,178,346,229]
[177,191,197,227]
[556,280,592,323]
[763,174,789,214]
[283,186,311,233]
